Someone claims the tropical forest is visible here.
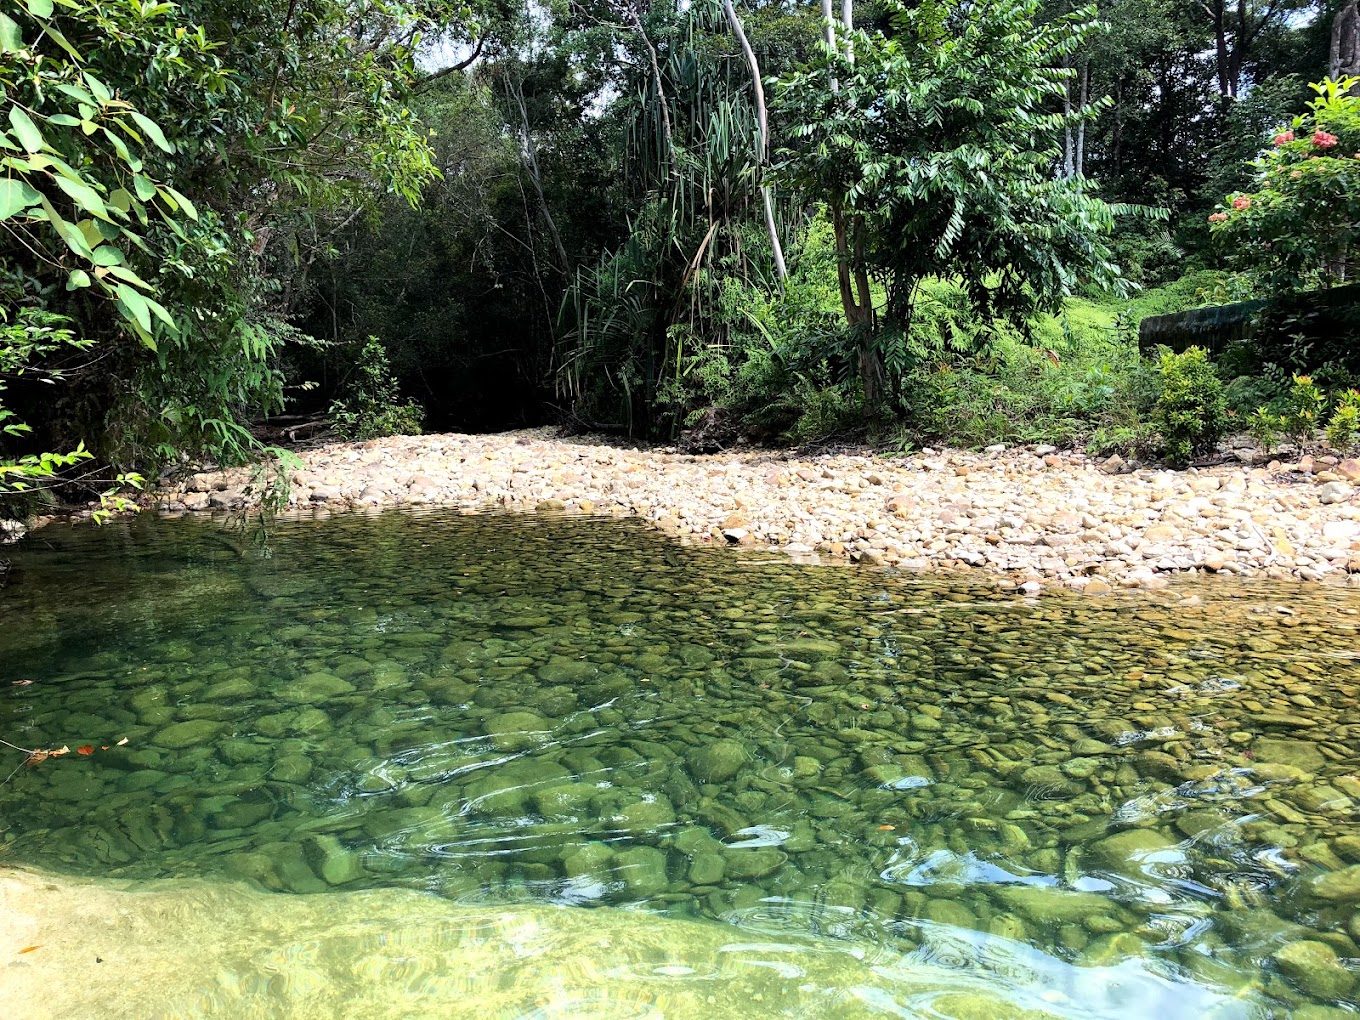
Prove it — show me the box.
[4,1,1360,1018]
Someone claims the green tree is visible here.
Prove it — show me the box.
[2,0,465,506]
[774,0,1155,406]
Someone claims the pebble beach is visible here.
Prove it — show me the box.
[139,428,1360,591]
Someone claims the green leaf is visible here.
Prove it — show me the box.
[39,23,81,60]
[24,0,54,17]
[160,185,197,220]
[129,112,172,153]
[132,173,157,201]
[0,178,41,219]
[90,244,123,266]
[0,13,23,53]
[9,107,44,153]
[46,114,81,127]
[77,218,102,248]
[144,295,176,330]
[83,72,111,105]
[66,269,91,290]
[39,196,93,258]
[114,283,152,332]
[100,127,140,171]
[109,187,133,214]
[53,174,110,219]
[106,264,151,288]
[54,84,95,106]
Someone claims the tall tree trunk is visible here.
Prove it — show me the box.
[626,5,675,177]
[831,207,881,406]
[820,0,838,93]
[1204,0,1231,107]
[840,0,854,63]
[1062,63,1074,179]
[510,79,569,274]
[1334,0,1360,82]
[1075,59,1088,178]
[721,0,787,283]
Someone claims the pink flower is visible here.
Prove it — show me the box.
[1208,212,1228,223]
[1232,196,1251,210]
[1313,130,1339,149]
[1273,130,1295,145]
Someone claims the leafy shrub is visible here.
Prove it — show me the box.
[1222,369,1285,415]
[1282,374,1327,449]
[1326,390,1360,455]
[328,337,424,442]
[1247,407,1284,455]
[1087,423,1154,458]
[1152,347,1227,465]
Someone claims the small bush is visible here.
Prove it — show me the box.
[1282,374,1327,449]
[1326,389,1360,454]
[1152,347,1227,465]
[1087,423,1153,458]
[1247,407,1284,455]
[328,337,424,441]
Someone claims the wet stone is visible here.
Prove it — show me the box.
[155,720,224,749]
[279,672,355,704]
[686,739,748,783]
[1274,941,1356,1000]
[483,711,551,752]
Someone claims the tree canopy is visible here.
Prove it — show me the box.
[1,0,1353,505]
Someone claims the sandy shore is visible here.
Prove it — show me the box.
[114,427,1360,590]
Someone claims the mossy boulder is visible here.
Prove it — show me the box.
[723,848,784,880]
[1273,940,1356,1000]
[606,795,677,835]
[482,711,551,752]
[687,739,748,783]
[1310,865,1360,904]
[613,846,669,896]
[155,719,223,749]
[1089,828,1184,877]
[278,671,355,705]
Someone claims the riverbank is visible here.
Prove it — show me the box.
[22,427,1360,590]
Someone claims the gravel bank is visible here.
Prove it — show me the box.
[151,427,1360,591]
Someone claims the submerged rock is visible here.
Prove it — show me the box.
[278,671,355,704]
[687,739,748,783]
[482,711,551,752]
[1088,829,1185,877]
[154,719,223,749]
[1273,940,1356,1000]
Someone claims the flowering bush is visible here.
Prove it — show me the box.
[1209,77,1360,291]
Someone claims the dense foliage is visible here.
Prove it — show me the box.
[1210,76,1360,291]
[2,0,462,510]
[2,0,1357,515]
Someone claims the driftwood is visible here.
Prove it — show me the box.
[249,415,334,447]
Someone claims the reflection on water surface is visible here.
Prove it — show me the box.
[1,510,1358,1018]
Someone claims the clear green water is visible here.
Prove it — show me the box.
[1,510,1358,1019]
